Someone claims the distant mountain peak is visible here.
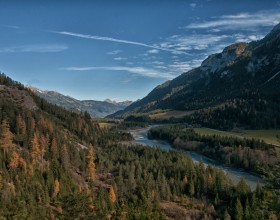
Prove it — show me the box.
[27,86,48,94]
[105,98,133,106]
[31,87,132,117]
[104,98,117,104]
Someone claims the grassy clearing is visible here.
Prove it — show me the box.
[149,110,194,119]
[193,128,280,146]
[98,122,114,129]
[239,130,280,146]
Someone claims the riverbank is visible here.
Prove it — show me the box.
[128,126,264,189]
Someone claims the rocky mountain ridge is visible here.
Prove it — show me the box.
[29,87,132,117]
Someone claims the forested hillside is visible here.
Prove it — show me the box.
[111,23,280,130]
[0,73,279,219]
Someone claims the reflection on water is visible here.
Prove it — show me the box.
[129,126,264,190]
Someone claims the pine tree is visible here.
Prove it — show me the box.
[244,198,251,220]
[39,133,49,163]
[188,178,195,197]
[87,145,96,182]
[255,183,262,197]
[234,198,243,220]
[61,144,69,169]
[237,178,250,196]
[15,115,26,144]
[214,193,220,206]
[223,209,231,220]
[50,137,58,159]
[0,118,15,157]
[0,173,3,190]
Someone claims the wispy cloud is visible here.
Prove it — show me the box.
[186,10,280,30]
[155,66,168,70]
[61,66,174,79]
[52,31,189,55]
[231,33,264,43]
[114,57,127,61]
[152,61,164,65]
[107,50,122,55]
[126,62,134,65]
[147,49,159,54]
[0,44,68,53]
[189,3,197,8]
[0,24,20,29]
[121,79,132,84]
[159,34,229,52]
[169,62,192,72]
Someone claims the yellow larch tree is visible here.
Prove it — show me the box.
[0,118,15,157]
[39,133,49,163]
[87,144,96,182]
[53,179,60,197]
[183,175,188,185]
[31,132,41,164]
[109,185,116,203]
[9,150,20,170]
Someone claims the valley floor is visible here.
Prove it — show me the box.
[193,128,280,146]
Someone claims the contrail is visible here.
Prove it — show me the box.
[51,31,190,55]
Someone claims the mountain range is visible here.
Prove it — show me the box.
[29,87,132,117]
[110,23,280,129]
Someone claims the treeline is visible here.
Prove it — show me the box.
[183,99,280,130]
[0,73,25,90]
[116,121,149,130]
[148,125,280,179]
[123,98,280,130]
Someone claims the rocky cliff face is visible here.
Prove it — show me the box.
[200,42,248,73]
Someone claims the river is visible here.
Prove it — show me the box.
[129,126,264,190]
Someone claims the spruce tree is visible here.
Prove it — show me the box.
[244,198,251,220]
[188,178,195,197]
[234,198,243,220]
[223,209,231,220]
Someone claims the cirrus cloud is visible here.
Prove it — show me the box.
[0,44,68,53]
[185,10,280,30]
[61,66,174,79]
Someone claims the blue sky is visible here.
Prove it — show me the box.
[0,0,280,101]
